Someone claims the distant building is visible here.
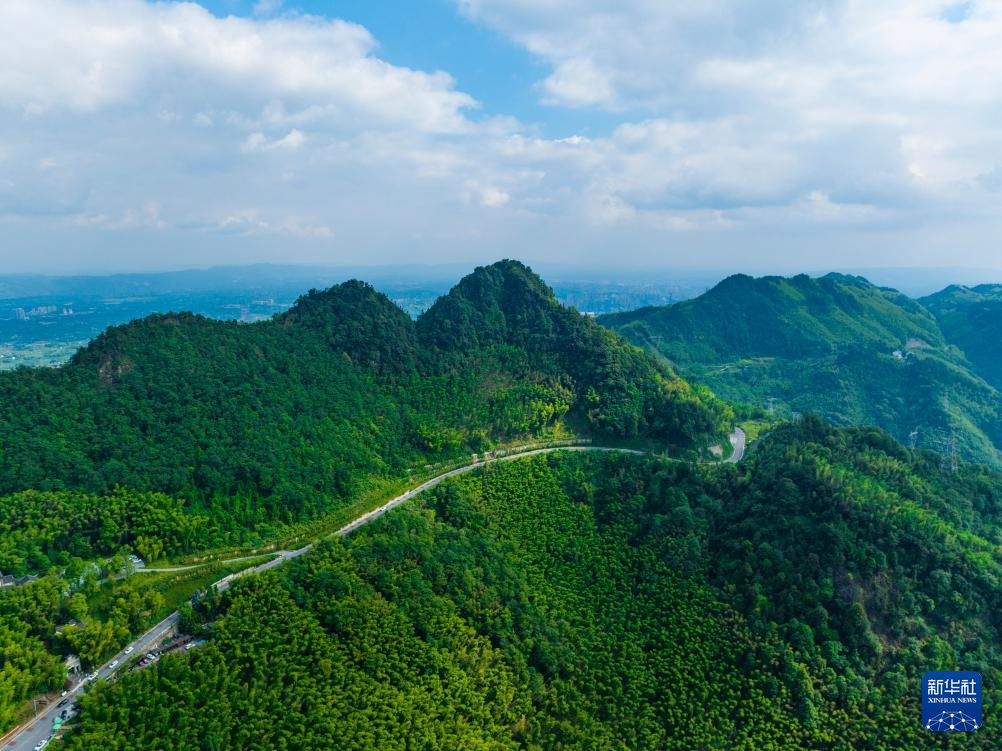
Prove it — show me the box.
[64,654,82,674]
[0,571,39,587]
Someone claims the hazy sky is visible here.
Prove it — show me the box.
[1,0,1001,274]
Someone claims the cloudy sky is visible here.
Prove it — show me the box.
[1,0,1000,274]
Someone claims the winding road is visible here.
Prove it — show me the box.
[726,427,747,463]
[6,434,743,749]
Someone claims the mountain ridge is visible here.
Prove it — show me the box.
[0,260,727,509]
[600,272,1002,468]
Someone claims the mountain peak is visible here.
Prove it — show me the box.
[417,260,560,352]
[281,280,419,374]
[602,271,944,363]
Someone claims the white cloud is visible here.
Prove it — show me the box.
[465,181,511,208]
[0,0,475,133]
[243,129,306,152]
[1,0,1001,272]
[218,210,332,238]
[541,59,614,108]
[74,202,168,231]
[252,0,283,17]
[0,0,495,270]
[447,0,1002,256]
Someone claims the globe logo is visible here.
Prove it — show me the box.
[922,671,982,732]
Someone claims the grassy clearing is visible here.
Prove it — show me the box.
[739,419,780,444]
[90,556,272,621]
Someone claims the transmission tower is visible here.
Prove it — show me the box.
[947,428,960,473]
[939,391,960,473]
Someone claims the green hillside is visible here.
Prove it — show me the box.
[601,273,942,364]
[601,273,1002,468]
[0,260,726,540]
[64,425,1002,749]
[922,284,1002,390]
[0,262,730,731]
[2,263,1000,748]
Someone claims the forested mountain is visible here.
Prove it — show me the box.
[600,273,1002,468]
[0,261,727,732]
[4,262,1000,748]
[0,260,725,557]
[65,424,1001,749]
[922,284,1002,391]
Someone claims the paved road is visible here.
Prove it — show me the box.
[214,446,646,590]
[726,427,747,463]
[7,613,180,750]
[4,438,737,748]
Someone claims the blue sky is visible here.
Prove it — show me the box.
[1,0,1001,274]
[201,1,543,118]
[196,0,621,138]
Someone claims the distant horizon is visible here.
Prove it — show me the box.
[2,259,1000,300]
[4,258,1001,279]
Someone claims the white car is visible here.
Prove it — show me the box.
[108,660,119,670]
[86,671,99,681]
[124,646,135,655]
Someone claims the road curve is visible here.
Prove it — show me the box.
[6,446,647,749]
[725,427,747,463]
[6,439,738,748]
[217,446,646,586]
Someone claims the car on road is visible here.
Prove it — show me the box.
[57,698,69,707]
[34,737,51,750]
[86,671,99,681]
[124,645,135,654]
[108,660,119,670]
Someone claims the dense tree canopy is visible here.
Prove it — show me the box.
[0,262,730,738]
[2,263,997,748]
[0,489,209,576]
[0,262,727,530]
[64,438,1001,749]
[0,578,67,729]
